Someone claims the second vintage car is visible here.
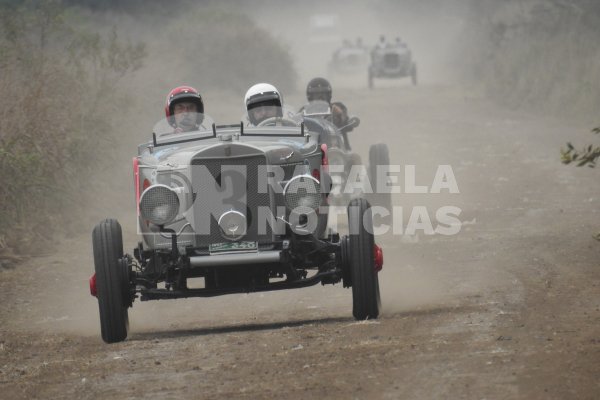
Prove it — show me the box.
[368,42,418,88]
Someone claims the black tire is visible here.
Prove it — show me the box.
[347,198,381,320]
[368,143,392,211]
[92,219,129,343]
[411,62,418,85]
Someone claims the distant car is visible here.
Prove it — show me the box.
[368,44,417,88]
[90,112,383,343]
[328,45,370,75]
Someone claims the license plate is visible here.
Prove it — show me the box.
[209,241,258,253]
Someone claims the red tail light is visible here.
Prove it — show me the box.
[312,168,320,180]
[89,273,97,297]
[374,244,383,272]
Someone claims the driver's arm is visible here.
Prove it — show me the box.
[331,102,349,128]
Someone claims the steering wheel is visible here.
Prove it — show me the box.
[256,117,299,127]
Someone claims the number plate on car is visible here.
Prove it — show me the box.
[209,241,258,253]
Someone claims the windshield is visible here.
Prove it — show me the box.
[241,105,301,127]
[152,112,216,146]
[302,100,332,118]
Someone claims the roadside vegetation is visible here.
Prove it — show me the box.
[457,0,600,119]
[456,1,599,238]
[561,127,600,168]
[0,0,297,261]
[0,1,145,257]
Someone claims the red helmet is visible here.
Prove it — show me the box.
[165,86,204,124]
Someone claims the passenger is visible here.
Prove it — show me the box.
[375,34,387,49]
[165,86,205,133]
[244,83,284,126]
[371,34,387,61]
[395,36,407,49]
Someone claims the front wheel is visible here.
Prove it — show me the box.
[347,198,381,319]
[92,219,129,343]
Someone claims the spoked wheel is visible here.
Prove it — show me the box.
[368,143,392,212]
[347,198,381,320]
[92,219,130,343]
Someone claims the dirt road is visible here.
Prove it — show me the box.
[1,83,599,399]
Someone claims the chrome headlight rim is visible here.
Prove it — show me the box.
[218,209,247,241]
[283,174,321,213]
[139,184,180,226]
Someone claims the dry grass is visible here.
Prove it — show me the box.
[0,3,144,253]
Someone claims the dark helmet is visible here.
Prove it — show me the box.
[165,86,204,125]
[306,77,332,103]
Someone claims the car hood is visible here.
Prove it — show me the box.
[141,135,318,168]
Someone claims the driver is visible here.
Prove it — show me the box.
[304,77,351,130]
[244,83,285,126]
[395,36,407,49]
[165,86,205,133]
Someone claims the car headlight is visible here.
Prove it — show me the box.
[283,175,321,214]
[139,184,180,226]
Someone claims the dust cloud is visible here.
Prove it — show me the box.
[15,0,597,335]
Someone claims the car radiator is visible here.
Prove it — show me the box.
[190,155,275,248]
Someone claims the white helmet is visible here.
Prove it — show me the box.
[244,83,283,125]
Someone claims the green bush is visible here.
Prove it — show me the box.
[561,127,600,167]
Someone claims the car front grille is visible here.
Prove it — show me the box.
[384,53,400,68]
[190,155,274,248]
[280,162,305,180]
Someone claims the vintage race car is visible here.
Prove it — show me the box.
[90,112,383,343]
[302,101,392,211]
[368,44,417,88]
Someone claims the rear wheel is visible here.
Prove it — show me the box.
[368,143,392,212]
[347,198,381,319]
[92,219,129,343]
